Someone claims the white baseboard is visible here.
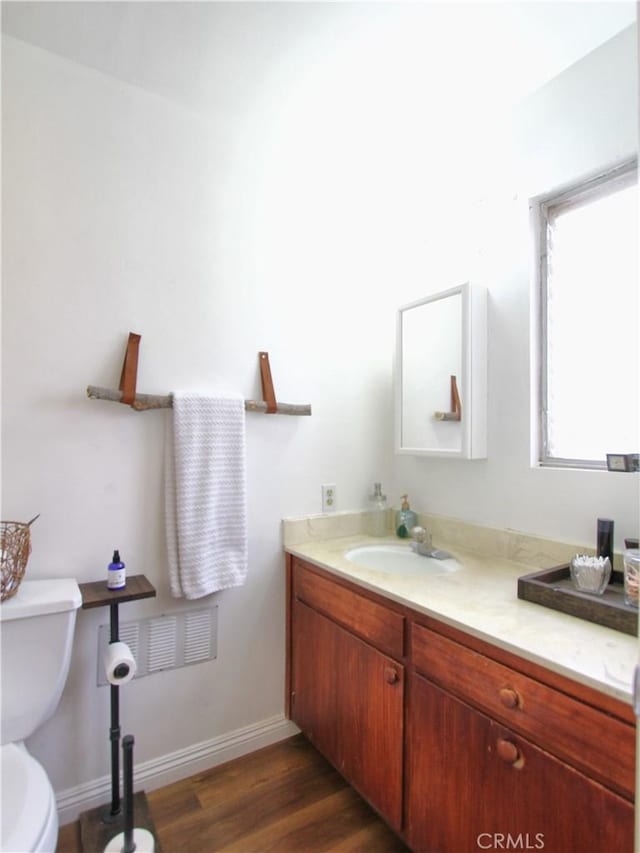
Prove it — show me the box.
[56,714,300,826]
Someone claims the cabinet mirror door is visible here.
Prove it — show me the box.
[395,282,487,458]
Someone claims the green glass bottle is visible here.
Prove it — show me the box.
[396,495,417,538]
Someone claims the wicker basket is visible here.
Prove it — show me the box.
[1,517,38,602]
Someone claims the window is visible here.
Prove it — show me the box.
[538,161,638,469]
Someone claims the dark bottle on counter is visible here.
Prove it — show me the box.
[596,518,616,582]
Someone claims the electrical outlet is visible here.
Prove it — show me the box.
[321,483,336,513]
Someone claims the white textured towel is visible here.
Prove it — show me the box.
[165,392,248,599]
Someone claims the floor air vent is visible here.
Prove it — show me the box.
[97,606,218,685]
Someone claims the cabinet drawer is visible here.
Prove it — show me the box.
[292,560,404,659]
[411,623,635,798]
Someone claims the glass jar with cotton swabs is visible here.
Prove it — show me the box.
[569,554,611,595]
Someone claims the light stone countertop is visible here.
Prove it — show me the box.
[283,512,638,706]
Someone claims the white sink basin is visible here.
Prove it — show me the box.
[345,544,460,575]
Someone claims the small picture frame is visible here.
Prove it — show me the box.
[606,453,640,473]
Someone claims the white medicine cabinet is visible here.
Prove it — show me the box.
[395,282,487,459]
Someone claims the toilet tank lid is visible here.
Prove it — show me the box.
[0,578,81,621]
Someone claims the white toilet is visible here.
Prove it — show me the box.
[1,578,81,853]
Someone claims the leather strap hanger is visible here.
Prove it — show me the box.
[434,375,462,422]
[259,351,277,414]
[119,333,141,405]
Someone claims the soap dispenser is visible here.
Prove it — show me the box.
[368,482,387,537]
[396,495,418,539]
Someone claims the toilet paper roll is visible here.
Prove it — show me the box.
[104,829,155,853]
[104,826,156,853]
[104,641,137,685]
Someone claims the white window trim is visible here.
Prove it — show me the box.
[535,158,638,470]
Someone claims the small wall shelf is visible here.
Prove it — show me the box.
[79,574,157,610]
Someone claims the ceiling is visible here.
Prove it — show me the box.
[1,1,636,118]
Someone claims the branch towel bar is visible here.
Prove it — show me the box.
[87,336,312,416]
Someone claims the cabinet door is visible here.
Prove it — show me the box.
[291,599,404,830]
[406,674,633,853]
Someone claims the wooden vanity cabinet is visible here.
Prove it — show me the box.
[286,556,636,851]
[406,674,633,853]
[288,557,405,831]
[407,621,635,853]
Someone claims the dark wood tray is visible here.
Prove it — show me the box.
[517,565,638,636]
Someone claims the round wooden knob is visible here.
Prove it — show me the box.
[385,667,399,684]
[499,687,520,709]
[496,738,521,765]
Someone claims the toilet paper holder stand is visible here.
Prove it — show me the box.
[79,575,158,850]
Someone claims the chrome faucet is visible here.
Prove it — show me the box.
[410,526,453,560]
[410,526,432,555]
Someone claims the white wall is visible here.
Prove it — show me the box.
[393,25,639,551]
[2,18,399,809]
[2,6,637,819]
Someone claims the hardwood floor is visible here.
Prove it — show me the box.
[56,734,408,852]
